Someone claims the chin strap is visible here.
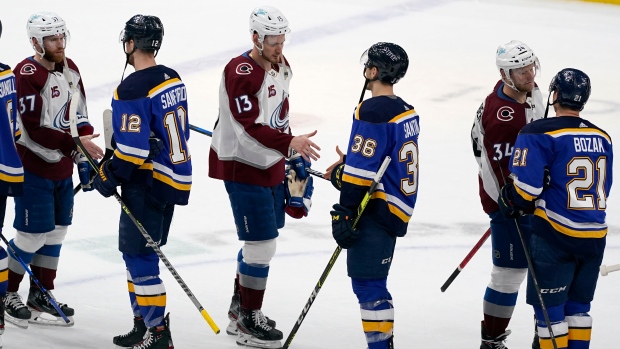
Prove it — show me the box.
[544,92,557,119]
[120,46,136,82]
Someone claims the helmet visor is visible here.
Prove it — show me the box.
[360,49,370,67]
[119,29,129,43]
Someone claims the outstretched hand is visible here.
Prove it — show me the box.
[323,145,345,180]
[290,130,321,162]
[79,134,104,160]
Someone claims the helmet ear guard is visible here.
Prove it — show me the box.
[548,68,591,111]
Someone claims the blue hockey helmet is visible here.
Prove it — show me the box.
[360,42,409,85]
[549,68,591,111]
[120,15,164,53]
[0,19,2,38]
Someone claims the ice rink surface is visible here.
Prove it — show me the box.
[1,0,619,347]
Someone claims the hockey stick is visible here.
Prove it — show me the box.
[282,156,391,349]
[188,124,212,136]
[440,227,491,292]
[73,109,114,195]
[0,230,70,324]
[67,98,220,334]
[600,264,620,276]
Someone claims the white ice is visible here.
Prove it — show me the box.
[1,0,620,348]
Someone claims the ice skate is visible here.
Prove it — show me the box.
[131,313,173,349]
[4,292,31,329]
[226,294,276,336]
[480,321,511,349]
[27,288,74,327]
[113,316,147,348]
[236,308,282,349]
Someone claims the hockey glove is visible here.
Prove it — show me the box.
[330,162,345,191]
[147,137,164,161]
[287,152,311,180]
[93,160,120,198]
[331,204,359,249]
[285,169,314,219]
[497,183,522,219]
[76,154,95,192]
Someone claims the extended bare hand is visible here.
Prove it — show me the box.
[79,134,104,160]
[290,130,321,162]
[324,145,345,179]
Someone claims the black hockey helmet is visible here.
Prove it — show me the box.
[549,68,591,111]
[1,19,3,39]
[360,42,409,85]
[120,15,164,52]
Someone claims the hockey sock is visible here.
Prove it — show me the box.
[483,287,517,336]
[534,304,569,349]
[565,301,592,349]
[124,253,166,328]
[238,260,268,310]
[352,278,394,349]
[6,238,34,292]
[0,248,8,295]
[125,269,141,317]
[30,244,61,290]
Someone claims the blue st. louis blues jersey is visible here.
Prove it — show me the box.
[510,117,612,250]
[111,65,192,205]
[0,64,24,197]
[341,95,419,237]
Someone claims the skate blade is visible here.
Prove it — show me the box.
[236,333,282,349]
[29,310,74,327]
[5,313,29,329]
[226,320,239,336]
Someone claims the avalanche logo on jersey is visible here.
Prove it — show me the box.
[52,99,70,130]
[236,62,253,75]
[497,106,514,121]
[270,91,289,132]
[20,63,36,76]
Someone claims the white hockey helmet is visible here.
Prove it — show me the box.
[27,12,70,57]
[495,40,540,91]
[249,6,290,48]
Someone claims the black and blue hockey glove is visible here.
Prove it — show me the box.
[75,154,94,192]
[497,183,522,219]
[93,160,120,198]
[331,204,359,249]
[146,137,164,160]
[285,169,314,219]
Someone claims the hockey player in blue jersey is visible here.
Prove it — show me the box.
[326,42,418,349]
[93,14,190,349]
[0,19,25,345]
[498,68,612,349]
